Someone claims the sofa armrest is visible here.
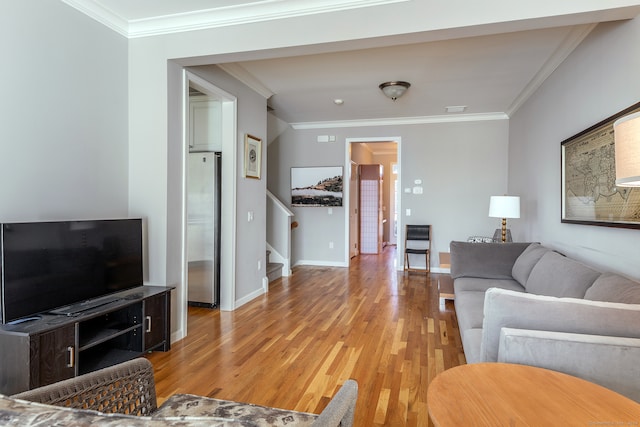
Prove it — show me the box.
[498,327,640,403]
[450,241,531,280]
[481,288,640,363]
[312,379,358,427]
[12,358,157,416]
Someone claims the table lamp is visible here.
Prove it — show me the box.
[614,111,640,187]
[489,196,520,242]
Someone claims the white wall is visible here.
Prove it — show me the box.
[267,120,509,268]
[509,18,640,278]
[0,1,128,222]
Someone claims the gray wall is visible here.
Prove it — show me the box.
[0,1,128,222]
[268,120,509,268]
[509,18,640,278]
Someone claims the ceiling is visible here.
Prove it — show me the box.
[63,0,640,128]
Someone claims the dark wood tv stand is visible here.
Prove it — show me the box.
[0,285,173,395]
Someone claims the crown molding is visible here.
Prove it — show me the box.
[217,64,275,99]
[290,112,509,130]
[507,23,597,117]
[62,0,409,38]
[62,0,129,37]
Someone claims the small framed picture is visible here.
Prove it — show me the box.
[244,134,262,179]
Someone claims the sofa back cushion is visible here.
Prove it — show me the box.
[525,251,600,298]
[584,272,640,304]
[511,243,550,286]
[450,241,531,280]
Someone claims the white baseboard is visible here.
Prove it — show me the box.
[293,259,349,268]
[234,287,266,309]
[171,328,185,344]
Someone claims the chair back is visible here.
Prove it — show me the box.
[406,225,430,241]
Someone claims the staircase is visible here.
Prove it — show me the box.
[266,250,283,283]
[266,190,294,283]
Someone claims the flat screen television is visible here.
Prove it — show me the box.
[0,219,143,324]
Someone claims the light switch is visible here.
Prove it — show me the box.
[248,211,254,222]
[406,208,412,216]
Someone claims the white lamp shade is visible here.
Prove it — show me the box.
[614,111,640,187]
[489,196,520,218]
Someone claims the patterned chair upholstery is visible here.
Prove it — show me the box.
[8,358,358,427]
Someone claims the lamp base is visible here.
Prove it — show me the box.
[493,228,512,243]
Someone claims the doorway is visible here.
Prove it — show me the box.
[180,71,237,338]
[345,137,401,268]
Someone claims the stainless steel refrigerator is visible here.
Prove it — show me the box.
[187,152,221,308]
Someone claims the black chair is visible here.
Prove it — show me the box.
[404,224,431,273]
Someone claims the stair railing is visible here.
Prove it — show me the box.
[266,190,294,276]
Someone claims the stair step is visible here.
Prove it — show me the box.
[267,262,283,282]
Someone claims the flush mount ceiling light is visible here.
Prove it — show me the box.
[379,81,411,101]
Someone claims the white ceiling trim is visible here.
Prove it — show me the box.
[62,0,129,37]
[290,112,510,130]
[217,64,275,99]
[506,23,597,117]
[62,0,409,38]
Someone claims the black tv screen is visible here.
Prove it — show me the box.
[0,219,143,324]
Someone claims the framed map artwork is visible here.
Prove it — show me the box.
[561,101,640,228]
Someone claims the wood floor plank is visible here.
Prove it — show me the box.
[146,246,465,426]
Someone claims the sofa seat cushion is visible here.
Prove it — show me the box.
[155,394,317,427]
[459,328,483,364]
[454,277,525,294]
[584,272,640,304]
[454,291,487,332]
[525,251,600,298]
[511,243,550,286]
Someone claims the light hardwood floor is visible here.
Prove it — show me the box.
[146,246,465,426]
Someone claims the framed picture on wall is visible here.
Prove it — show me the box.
[291,166,343,207]
[561,101,640,228]
[244,134,262,179]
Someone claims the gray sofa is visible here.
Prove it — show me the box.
[450,241,640,402]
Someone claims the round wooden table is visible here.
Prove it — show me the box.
[427,363,640,426]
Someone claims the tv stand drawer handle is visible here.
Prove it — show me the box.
[146,316,152,333]
[67,346,74,368]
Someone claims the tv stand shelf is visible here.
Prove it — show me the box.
[79,324,142,351]
[0,285,173,395]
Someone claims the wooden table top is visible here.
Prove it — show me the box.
[427,363,640,426]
